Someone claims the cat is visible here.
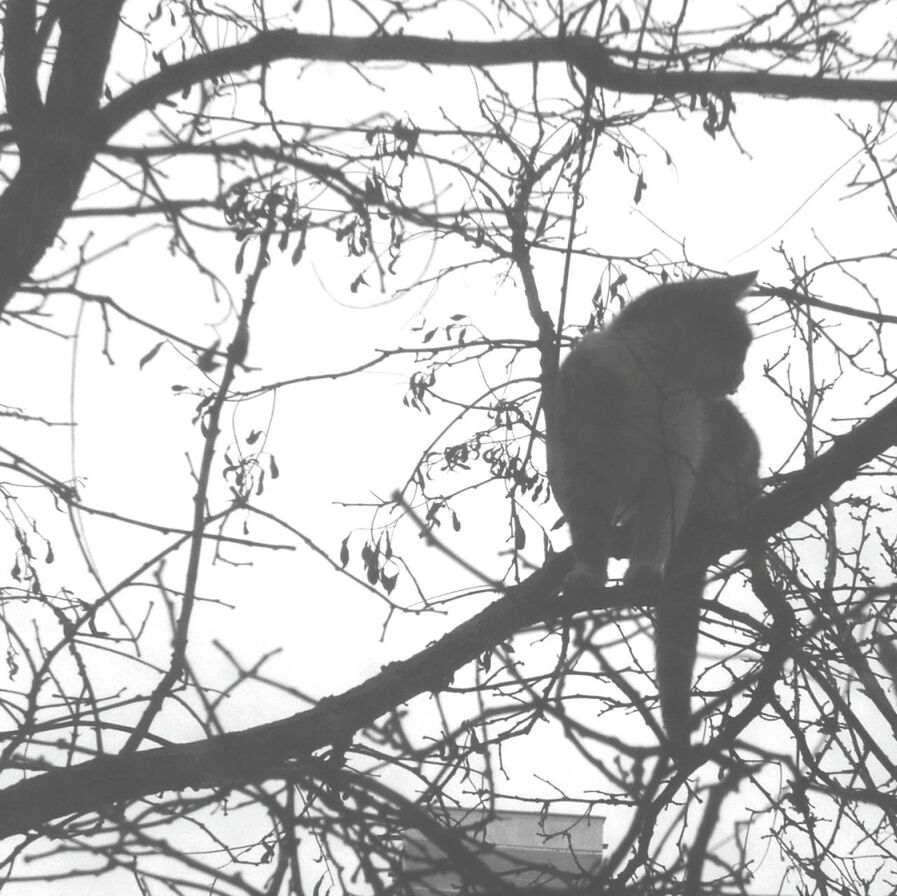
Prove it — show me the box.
[545,273,757,749]
[546,272,755,593]
[654,397,760,751]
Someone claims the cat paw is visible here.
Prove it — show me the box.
[623,564,663,596]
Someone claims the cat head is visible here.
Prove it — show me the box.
[613,272,755,323]
[613,273,756,398]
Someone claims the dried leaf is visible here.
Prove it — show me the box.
[139,342,164,370]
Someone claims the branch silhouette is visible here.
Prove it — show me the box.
[0,392,894,839]
[3,22,897,316]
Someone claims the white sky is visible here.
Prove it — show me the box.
[2,5,896,893]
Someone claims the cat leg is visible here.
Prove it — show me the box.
[564,500,612,592]
[624,395,706,588]
[622,481,670,595]
[553,349,631,594]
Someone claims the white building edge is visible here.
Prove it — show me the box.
[399,807,605,894]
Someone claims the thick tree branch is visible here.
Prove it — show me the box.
[735,394,897,547]
[0,0,123,313]
[3,0,42,131]
[44,0,122,121]
[0,392,894,838]
[2,28,896,319]
[99,32,897,142]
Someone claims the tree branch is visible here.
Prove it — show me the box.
[0,0,123,315]
[0,392,894,838]
[44,0,122,121]
[99,32,897,143]
[3,0,42,132]
[735,393,897,547]
[3,28,896,320]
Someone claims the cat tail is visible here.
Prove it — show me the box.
[655,564,705,753]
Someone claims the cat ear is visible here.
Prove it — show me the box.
[719,271,757,301]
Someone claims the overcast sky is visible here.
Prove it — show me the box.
[3,6,895,891]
